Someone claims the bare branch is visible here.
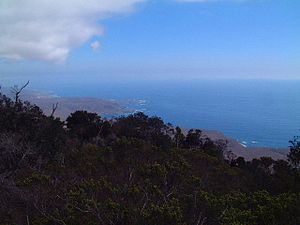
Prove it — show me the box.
[26,215,30,225]
[140,189,149,213]
[33,202,67,225]
[50,102,59,117]
[11,80,30,103]
[196,212,207,225]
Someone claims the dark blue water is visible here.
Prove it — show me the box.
[11,78,300,148]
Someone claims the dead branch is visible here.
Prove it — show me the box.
[140,189,149,213]
[196,212,207,225]
[11,80,29,103]
[50,102,59,117]
[33,202,67,225]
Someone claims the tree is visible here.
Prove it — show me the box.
[173,127,185,148]
[184,129,202,149]
[66,111,102,141]
[287,136,300,169]
[113,112,172,148]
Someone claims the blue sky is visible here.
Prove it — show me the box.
[0,0,299,83]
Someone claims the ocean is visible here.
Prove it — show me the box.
[5,78,300,148]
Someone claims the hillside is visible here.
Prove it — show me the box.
[1,88,130,120]
[201,130,287,161]
[0,91,300,225]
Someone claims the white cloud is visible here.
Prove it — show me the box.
[91,41,101,50]
[0,0,144,62]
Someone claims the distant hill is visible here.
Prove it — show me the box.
[201,130,287,161]
[2,88,131,119]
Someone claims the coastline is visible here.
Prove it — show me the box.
[201,130,287,161]
[13,89,289,161]
[20,90,132,120]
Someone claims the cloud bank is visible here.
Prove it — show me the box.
[0,0,144,62]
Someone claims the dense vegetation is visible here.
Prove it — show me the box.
[0,91,300,225]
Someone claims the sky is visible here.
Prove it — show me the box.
[0,0,299,84]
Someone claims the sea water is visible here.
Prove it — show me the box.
[7,78,300,148]
[31,80,300,148]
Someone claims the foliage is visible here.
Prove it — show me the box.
[0,91,299,225]
[288,136,300,168]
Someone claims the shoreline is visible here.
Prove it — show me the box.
[201,130,288,161]
[18,90,132,120]
[6,88,289,161]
